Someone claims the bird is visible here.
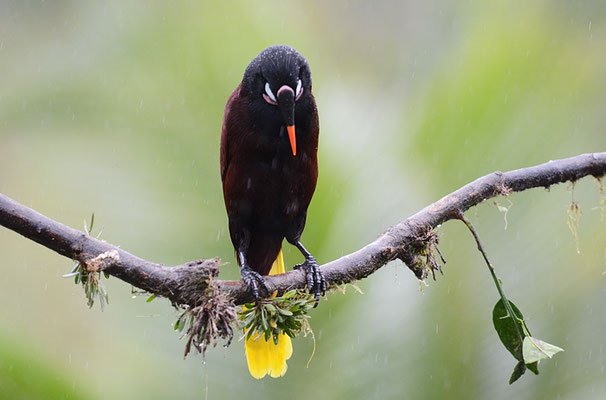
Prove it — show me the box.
[220,45,326,378]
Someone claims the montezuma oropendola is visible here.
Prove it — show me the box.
[220,45,325,378]
[220,45,325,301]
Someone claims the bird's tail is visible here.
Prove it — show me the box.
[245,248,293,379]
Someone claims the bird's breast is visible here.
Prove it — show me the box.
[228,149,315,218]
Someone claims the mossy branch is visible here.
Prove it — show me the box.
[0,152,605,307]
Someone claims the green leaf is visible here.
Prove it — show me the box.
[509,360,526,384]
[265,304,276,313]
[277,308,293,316]
[492,299,525,361]
[527,361,539,375]
[146,294,156,303]
[522,336,564,364]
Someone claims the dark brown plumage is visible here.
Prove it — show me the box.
[220,45,325,302]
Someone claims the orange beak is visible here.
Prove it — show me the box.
[286,125,296,156]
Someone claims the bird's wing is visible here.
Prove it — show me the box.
[220,84,242,182]
[220,129,230,183]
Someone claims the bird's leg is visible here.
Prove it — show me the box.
[238,250,267,303]
[293,241,326,306]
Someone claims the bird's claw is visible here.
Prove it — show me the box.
[294,256,326,307]
[241,266,268,303]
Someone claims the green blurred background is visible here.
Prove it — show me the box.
[1,1,605,399]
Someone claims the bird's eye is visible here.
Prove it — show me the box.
[264,82,277,103]
[295,79,303,99]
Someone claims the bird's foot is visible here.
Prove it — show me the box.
[241,265,268,303]
[294,256,326,307]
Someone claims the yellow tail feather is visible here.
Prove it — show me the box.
[245,248,293,379]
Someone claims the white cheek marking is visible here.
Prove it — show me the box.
[265,82,277,102]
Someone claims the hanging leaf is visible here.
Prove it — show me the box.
[492,298,542,384]
[527,360,539,375]
[492,298,525,361]
[509,360,526,384]
[523,336,564,364]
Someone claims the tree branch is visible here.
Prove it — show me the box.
[1,152,605,306]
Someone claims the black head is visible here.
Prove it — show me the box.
[241,45,314,156]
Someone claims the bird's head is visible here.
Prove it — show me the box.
[242,45,313,156]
